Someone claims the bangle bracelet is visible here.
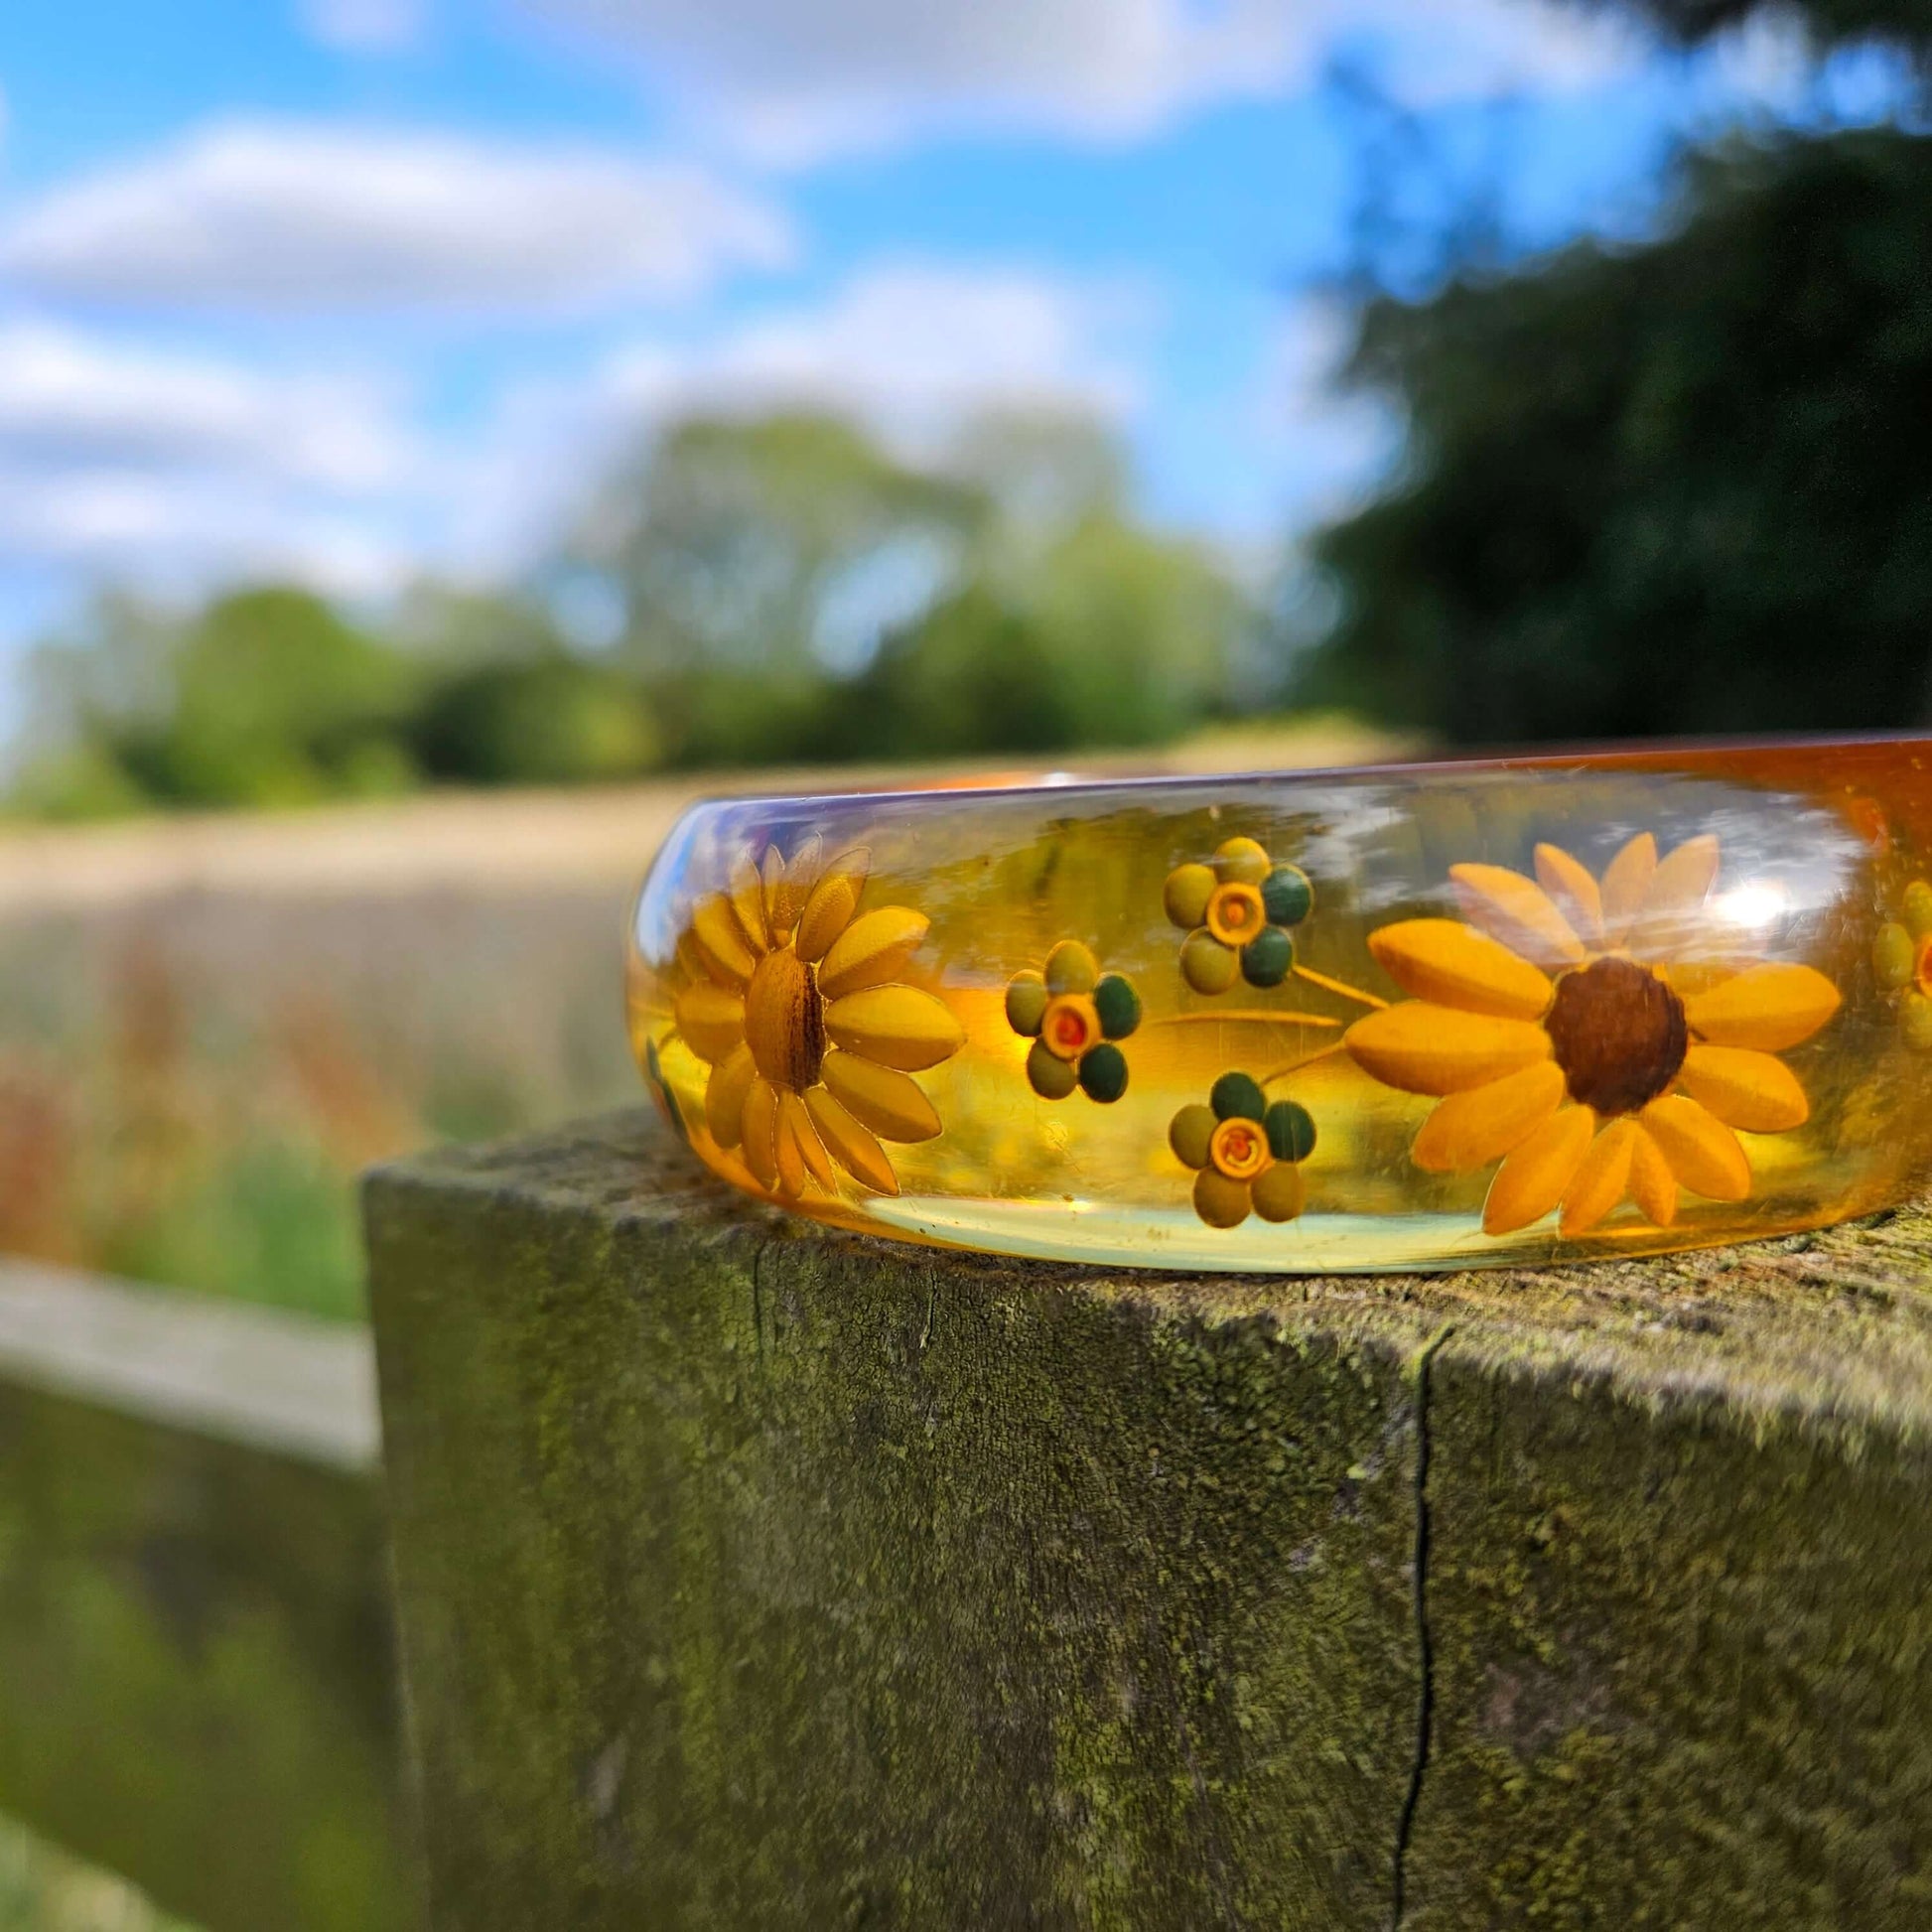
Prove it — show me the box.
[626,736,1932,1273]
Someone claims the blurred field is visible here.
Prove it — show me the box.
[0,719,1408,1319]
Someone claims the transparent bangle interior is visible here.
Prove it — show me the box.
[626,741,1932,1273]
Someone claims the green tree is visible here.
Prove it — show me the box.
[403,590,659,787]
[17,587,419,813]
[828,587,1079,759]
[1297,0,1932,743]
[583,408,1252,766]
[586,413,986,765]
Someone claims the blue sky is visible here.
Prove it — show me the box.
[0,0,1880,723]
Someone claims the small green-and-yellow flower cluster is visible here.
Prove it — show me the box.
[1169,1071,1316,1227]
[1007,941,1142,1102]
[1165,838,1312,995]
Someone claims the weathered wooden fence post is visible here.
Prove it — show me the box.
[0,1261,414,1931]
[364,1109,1932,1930]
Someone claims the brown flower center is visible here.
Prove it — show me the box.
[1544,956,1688,1116]
[745,945,825,1091]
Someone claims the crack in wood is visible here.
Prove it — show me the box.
[1392,1322,1454,1929]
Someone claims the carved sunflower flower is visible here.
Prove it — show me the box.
[671,840,963,1199]
[1168,1072,1315,1227]
[1164,837,1313,994]
[1345,833,1841,1236]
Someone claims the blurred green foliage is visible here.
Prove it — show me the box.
[1299,23,1932,741]
[10,411,1256,818]
[17,591,419,817]
[0,1812,195,1932]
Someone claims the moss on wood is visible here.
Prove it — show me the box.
[365,1111,1932,1930]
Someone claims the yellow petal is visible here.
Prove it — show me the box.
[1642,833,1720,922]
[824,985,964,1071]
[1639,1094,1750,1201]
[767,835,821,938]
[704,1043,756,1149]
[674,930,710,989]
[1345,1002,1551,1096]
[729,857,768,952]
[673,982,745,1063]
[1631,833,1721,955]
[1675,1043,1809,1133]
[1368,918,1552,1020]
[1533,844,1603,947]
[819,1049,942,1143]
[780,1090,836,1188]
[740,1077,780,1189]
[1558,1119,1637,1236]
[1164,863,1216,930]
[1212,837,1271,887]
[759,847,790,937]
[1598,833,1657,945]
[1192,1167,1251,1228]
[794,849,870,962]
[691,897,758,989]
[1482,1105,1595,1235]
[1449,864,1586,969]
[816,906,931,1001]
[1249,1162,1306,1223]
[773,1105,807,1197]
[804,1087,898,1195]
[1412,1061,1566,1173]
[1683,964,1840,1051]
[1628,1126,1678,1226]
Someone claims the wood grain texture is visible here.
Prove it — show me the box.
[364,1109,1932,1930]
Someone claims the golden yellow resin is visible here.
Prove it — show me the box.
[626,739,1932,1272]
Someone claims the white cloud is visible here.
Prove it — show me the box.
[0,466,416,599]
[299,0,428,54]
[1361,0,1642,108]
[519,0,1646,164]
[0,119,795,315]
[0,320,431,601]
[527,0,1289,163]
[606,263,1143,439]
[0,265,1134,610]
[451,262,1150,567]
[1261,296,1398,529]
[0,320,414,489]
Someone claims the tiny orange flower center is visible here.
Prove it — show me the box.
[1209,1116,1271,1181]
[1040,993,1099,1062]
[746,944,826,1091]
[1544,956,1688,1117]
[1205,882,1266,948]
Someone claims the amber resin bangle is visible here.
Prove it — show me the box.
[626,737,1932,1272]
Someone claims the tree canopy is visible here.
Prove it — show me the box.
[1297,125,1932,742]
[11,410,1257,816]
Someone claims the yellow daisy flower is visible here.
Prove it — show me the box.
[1344,832,1841,1236]
[670,838,964,1200]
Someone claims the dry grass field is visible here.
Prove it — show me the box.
[0,720,1409,1318]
